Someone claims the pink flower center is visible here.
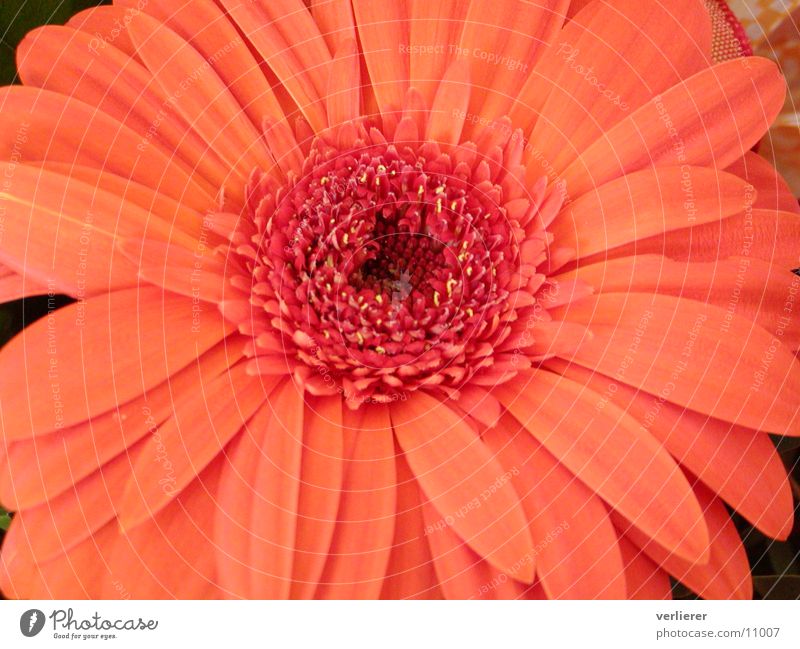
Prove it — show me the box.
[238,126,532,404]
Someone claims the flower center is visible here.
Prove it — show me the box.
[241,125,528,404]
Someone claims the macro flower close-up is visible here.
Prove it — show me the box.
[0,0,799,602]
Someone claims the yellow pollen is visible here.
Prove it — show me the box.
[325,283,332,292]
[435,186,445,194]
[320,177,328,185]
[466,266,473,276]
[377,164,386,173]
[375,346,386,354]
[375,294,383,304]
[356,332,364,345]
[436,198,443,213]
[360,173,368,183]
[466,307,474,317]
[324,330,330,338]
[343,233,349,245]
[433,291,440,307]
[446,278,457,297]
[451,200,458,210]
[418,185,425,196]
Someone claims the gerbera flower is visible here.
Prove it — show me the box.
[0,0,798,599]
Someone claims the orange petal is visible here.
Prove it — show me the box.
[408,0,469,107]
[549,166,752,261]
[129,0,285,132]
[422,499,499,599]
[103,461,224,598]
[426,58,471,146]
[247,382,306,598]
[460,0,567,127]
[8,446,136,562]
[118,239,244,304]
[380,451,442,599]
[16,25,231,196]
[391,392,535,581]
[555,293,800,435]
[0,86,215,211]
[497,370,709,563]
[547,357,795,540]
[0,265,47,302]
[67,6,140,59]
[559,255,800,350]
[727,151,800,214]
[327,38,361,126]
[0,288,233,439]
[561,58,786,197]
[310,0,356,53]
[317,404,397,598]
[483,413,627,599]
[525,0,711,174]
[606,209,800,270]
[617,484,752,600]
[618,537,672,600]
[125,14,269,184]
[0,339,244,509]
[219,0,329,131]
[117,365,276,530]
[352,0,410,117]
[290,396,345,599]
[0,518,117,598]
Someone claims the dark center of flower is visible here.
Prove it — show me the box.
[242,126,527,403]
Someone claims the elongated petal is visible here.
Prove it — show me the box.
[0,87,215,210]
[617,485,752,600]
[16,25,231,194]
[0,339,244,509]
[380,452,442,599]
[560,58,785,197]
[126,15,269,184]
[549,167,752,261]
[483,414,627,598]
[547,357,794,539]
[290,396,345,599]
[247,382,305,598]
[497,370,709,563]
[219,0,329,131]
[117,365,275,529]
[317,405,396,598]
[525,0,711,173]
[352,0,410,116]
[0,288,232,439]
[559,255,800,350]
[555,293,800,435]
[124,0,285,131]
[391,393,535,581]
